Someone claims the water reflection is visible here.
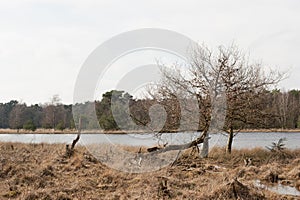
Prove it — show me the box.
[254,180,300,196]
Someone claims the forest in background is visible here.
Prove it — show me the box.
[0,89,300,132]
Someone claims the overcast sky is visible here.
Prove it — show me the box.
[0,0,299,104]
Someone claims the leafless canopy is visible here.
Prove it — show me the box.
[148,43,284,153]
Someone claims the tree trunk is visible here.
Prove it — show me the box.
[200,132,209,158]
[227,127,234,154]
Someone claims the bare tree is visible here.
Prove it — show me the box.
[152,43,283,155]
[216,45,283,153]
[9,103,26,131]
[271,90,300,129]
[42,95,63,130]
[148,44,226,157]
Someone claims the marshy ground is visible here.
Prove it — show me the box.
[0,142,299,199]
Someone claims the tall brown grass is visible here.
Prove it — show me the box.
[0,142,299,199]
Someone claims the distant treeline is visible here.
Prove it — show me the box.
[1,89,300,131]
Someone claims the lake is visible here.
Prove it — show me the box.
[0,132,299,149]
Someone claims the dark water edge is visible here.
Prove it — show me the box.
[0,132,299,149]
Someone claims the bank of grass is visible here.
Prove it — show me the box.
[0,142,299,199]
[0,128,156,134]
[0,128,78,134]
[2,128,300,134]
[239,128,300,133]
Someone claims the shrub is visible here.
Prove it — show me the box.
[56,121,65,131]
[23,120,36,131]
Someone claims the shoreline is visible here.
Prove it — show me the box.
[1,128,300,134]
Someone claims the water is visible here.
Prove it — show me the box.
[254,180,300,196]
[0,132,299,149]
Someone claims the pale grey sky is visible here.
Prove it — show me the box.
[0,0,299,104]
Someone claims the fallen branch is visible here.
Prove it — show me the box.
[151,131,207,154]
[147,143,168,152]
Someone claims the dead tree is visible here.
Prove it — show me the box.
[65,134,80,157]
[65,117,81,157]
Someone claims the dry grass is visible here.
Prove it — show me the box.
[0,129,158,134]
[239,128,300,133]
[2,128,300,134]
[0,128,78,134]
[0,142,299,199]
